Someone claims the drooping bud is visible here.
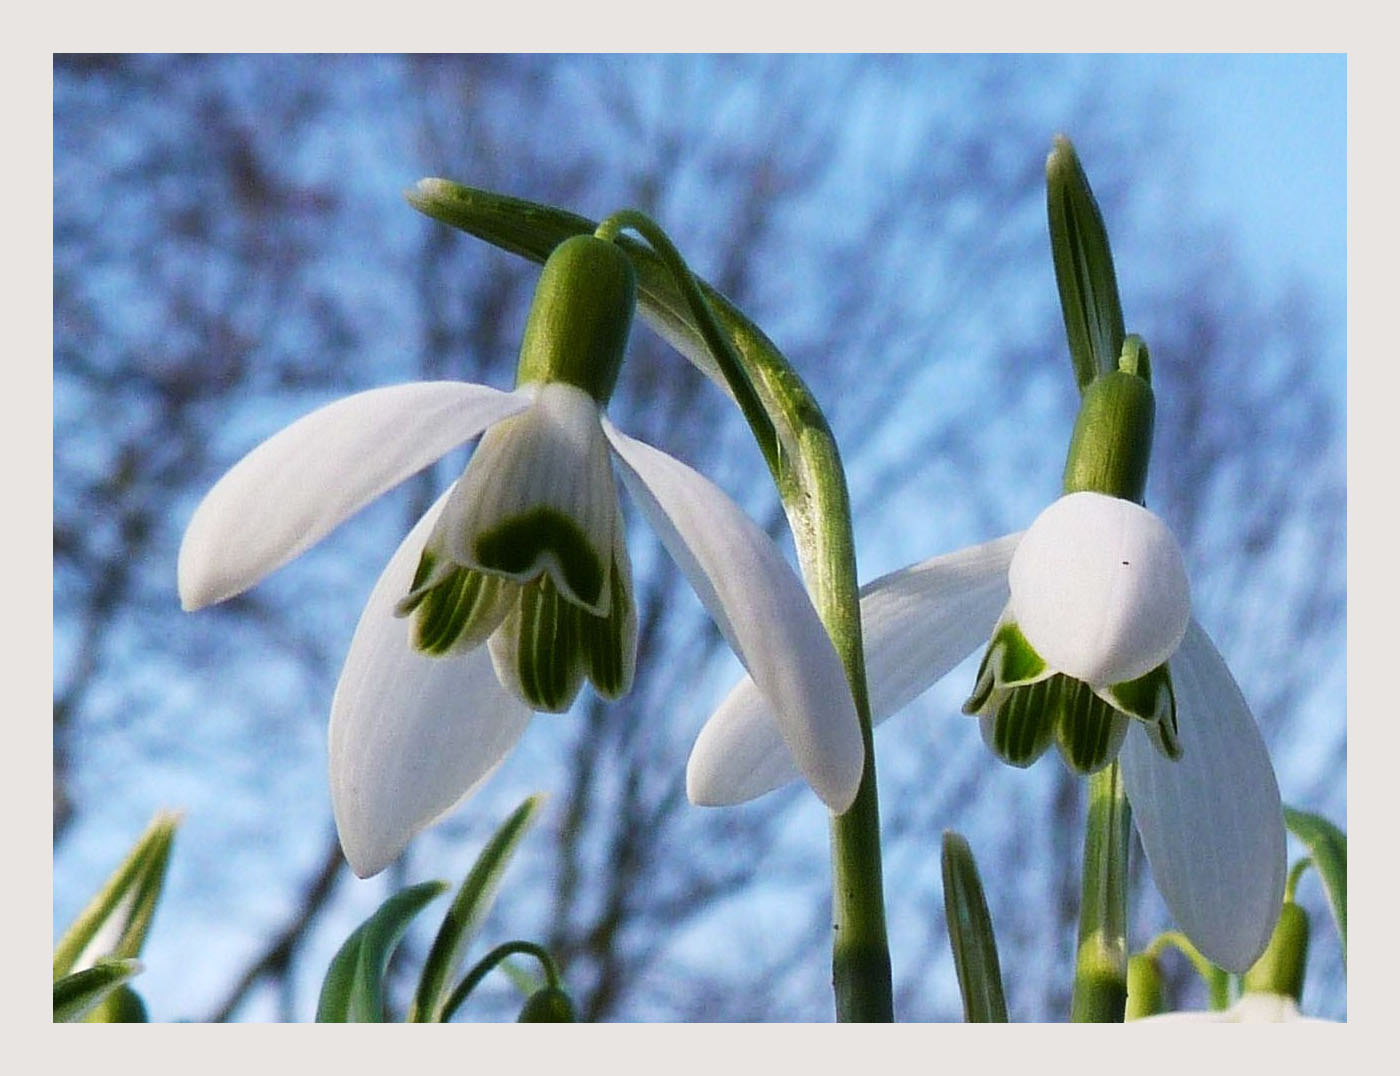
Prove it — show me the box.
[516,985,578,1022]
[515,234,637,405]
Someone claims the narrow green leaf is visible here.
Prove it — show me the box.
[54,958,142,1023]
[941,831,1008,1022]
[410,795,546,1022]
[1284,806,1347,963]
[316,880,448,1023]
[53,809,181,979]
[1046,135,1126,392]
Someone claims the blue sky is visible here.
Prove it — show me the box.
[1141,54,1345,312]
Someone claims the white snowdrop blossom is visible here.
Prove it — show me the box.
[687,491,1285,974]
[179,236,862,879]
[1132,992,1327,1024]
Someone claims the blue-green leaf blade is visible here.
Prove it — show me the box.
[316,879,448,1022]
[53,810,181,979]
[54,958,143,1023]
[411,795,546,1021]
[1284,806,1347,962]
[941,830,1009,1022]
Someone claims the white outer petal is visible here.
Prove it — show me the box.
[329,485,533,878]
[1119,619,1286,973]
[1009,491,1190,687]
[178,382,532,610]
[688,533,1019,805]
[601,420,864,813]
[1132,993,1324,1023]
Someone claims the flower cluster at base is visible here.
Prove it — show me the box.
[178,234,863,880]
[687,490,1286,975]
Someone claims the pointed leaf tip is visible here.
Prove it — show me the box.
[316,880,448,1023]
[410,795,547,1022]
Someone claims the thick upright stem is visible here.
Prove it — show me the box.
[1070,761,1130,1021]
[599,209,893,1022]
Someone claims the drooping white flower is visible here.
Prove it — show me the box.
[687,491,1286,974]
[1132,992,1327,1023]
[179,236,863,879]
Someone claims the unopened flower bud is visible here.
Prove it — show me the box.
[517,985,578,1022]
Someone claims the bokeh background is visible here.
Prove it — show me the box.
[52,53,1346,1022]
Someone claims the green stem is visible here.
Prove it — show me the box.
[598,208,892,1022]
[1144,930,1231,1010]
[594,212,780,478]
[439,940,560,1022]
[1070,761,1130,1021]
[1285,857,1312,902]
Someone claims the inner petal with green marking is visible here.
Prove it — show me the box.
[427,381,621,616]
[965,612,1178,774]
[1099,663,1180,760]
[975,672,1129,775]
[395,550,516,656]
[487,542,638,712]
[472,506,604,615]
[963,617,1053,716]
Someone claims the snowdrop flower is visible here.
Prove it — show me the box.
[180,234,862,878]
[688,492,1286,974]
[1132,993,1326,1024]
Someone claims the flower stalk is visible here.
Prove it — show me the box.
[1142,930,1231,1010]
[595,207,892,1021]
[1070,761,1131,1021]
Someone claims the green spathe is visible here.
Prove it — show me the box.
[1047,135,1126,393]
[515,234,636,404]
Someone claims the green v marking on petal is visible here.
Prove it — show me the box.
[964,619,1050,715]
[513,576,586,713]
[581,556,635,699]
[1054,677,1128,774]
[473,507,605,611]
[1101,664,1180,760]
